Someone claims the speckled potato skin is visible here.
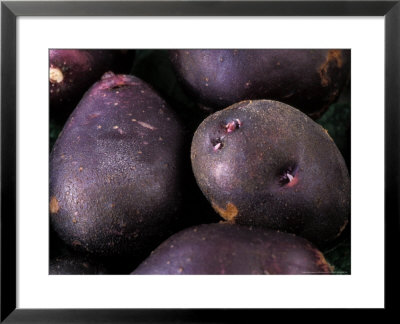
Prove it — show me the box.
[132,223,332,274]
[50,73,185,258]
[50,49,135,110]
[169,49,350,119]
[190,100,350,247]
[50,254,108,275]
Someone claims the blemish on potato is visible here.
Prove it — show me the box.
[49,196,60,214]
[313,248,334,273]
[88,113,100,119]
[137,121,157,130]
[319,50,343,87]
[211,202,238,221]
[49,67,64,83]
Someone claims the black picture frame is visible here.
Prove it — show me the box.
[1,0,398,322]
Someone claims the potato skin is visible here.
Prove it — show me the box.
[50,73,185,259]
[50,49,135,110]
[170,49,350,118]
[190,100,350,247]
[132,223,332,275]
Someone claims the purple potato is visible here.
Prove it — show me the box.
[170,49,350,119]
[50,72,185,260]
[132,223,333,275]
[50,49,135,111]
[190,100,350,247]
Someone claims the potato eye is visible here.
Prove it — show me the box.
[278,165,298,186]
[211,137,223,151]
[225,119,241,133]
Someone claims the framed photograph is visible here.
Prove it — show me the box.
[1,0,398,321]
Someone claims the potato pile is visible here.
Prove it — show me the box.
[49,49,350,275]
